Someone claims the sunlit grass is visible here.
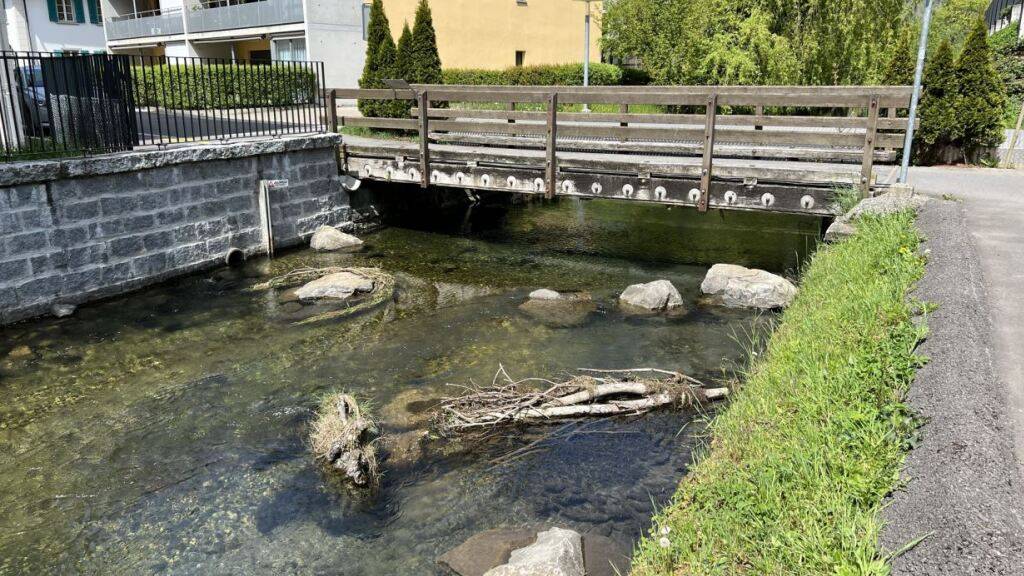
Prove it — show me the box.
[632,210,927,575]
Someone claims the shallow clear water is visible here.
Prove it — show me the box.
[0,195,817,575]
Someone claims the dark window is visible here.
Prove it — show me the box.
[250,50,272,63]
[515,50,525,67]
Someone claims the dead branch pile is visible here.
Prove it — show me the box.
[436,366,729,435]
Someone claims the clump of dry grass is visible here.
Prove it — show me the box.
[310,392,380,486]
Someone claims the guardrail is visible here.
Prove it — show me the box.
[187,0,304,34]
[331,85,916,203]
[105,8,185,41]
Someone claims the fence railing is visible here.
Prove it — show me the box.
[105,8,185,41]
[187,0,305,34]
[1,52,327,161]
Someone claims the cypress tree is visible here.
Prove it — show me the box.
[358,0,397,117]
[953,17,1008,159]
[396,22,413,81]
[409,0,443,85]
[918,39,959,162]
[883,28,916,86]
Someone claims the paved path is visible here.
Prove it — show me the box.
[911,166,1024,468]
[880,167,1024,574]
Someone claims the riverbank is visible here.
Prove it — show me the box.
[631,209,926,574]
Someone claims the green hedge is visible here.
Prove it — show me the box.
[443,62,626,86]
[132,64,318,109]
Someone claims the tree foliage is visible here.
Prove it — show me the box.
[409,0,442,85]
[953,18,1007,155]
[395,22,413,81]
[358,0,398,117]
[917,39,959,159]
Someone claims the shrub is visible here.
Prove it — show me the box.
[409,0,442,85]
[443,62,624,86]
[132,64,317,109]
[953,18,1007,157]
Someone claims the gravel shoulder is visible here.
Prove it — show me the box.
[880,199,1024,574]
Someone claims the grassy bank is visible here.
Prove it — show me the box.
[633,210,926,575]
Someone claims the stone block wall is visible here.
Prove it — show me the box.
[0,134,348,324]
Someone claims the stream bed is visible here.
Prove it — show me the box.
[0,194,819,574]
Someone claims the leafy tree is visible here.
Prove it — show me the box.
[929,0,989,52]
[358,0,397,117]
[395,22,414,81]
[409,0,443,85]
[953,18,1007,158]
[917,39,959,161]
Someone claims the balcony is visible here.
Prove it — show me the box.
[186,0,304,34]
[105,8,185,41]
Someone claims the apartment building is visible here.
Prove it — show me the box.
[3,0,107,52]
[100,0,365,87]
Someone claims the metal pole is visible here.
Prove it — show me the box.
[899,0,934,183]
[582,1,591,113]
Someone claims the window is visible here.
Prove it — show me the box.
[272,38,307,62]
[362,3,371,41]
[515,50,525,67]
[88,0,102,24]
[55,0,75,23]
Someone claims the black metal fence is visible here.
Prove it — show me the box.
[1,52,327,161]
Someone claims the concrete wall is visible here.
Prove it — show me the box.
[4,0,106,52]
[0,134,349,325]
[304,0,365,89]
[380,0,602,70]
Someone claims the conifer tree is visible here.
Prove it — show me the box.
[358,0,397,117]
[396,22,413,81]
[883,28,916,86]
[918,39,959,161]
[953,17,1007,159]
[409,0,443,85]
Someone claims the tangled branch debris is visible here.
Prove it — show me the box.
[310,393,380,486]
[252,267,396,324]
[436,366,728,435]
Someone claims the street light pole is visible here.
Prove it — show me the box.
[582,0,591,113]
[899,0,935,183]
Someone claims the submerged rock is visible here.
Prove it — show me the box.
[51,303,76,318]
[380,388,443,430]
[619,279,684,313]
[310,226,364,252]
[519,290,596,328]
[440,527,627,576]
[700,263,797,309]
[383,429,430,469]
[484,527,584,576]
[6,345,32,360]
[295,272,374,301]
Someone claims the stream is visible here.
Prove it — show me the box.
[0,191,819,574]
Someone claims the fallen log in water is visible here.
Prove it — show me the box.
[436,366,728,434]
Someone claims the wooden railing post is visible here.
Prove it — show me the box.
[860,94,880,198]
[620,103,628,127]
[545,92,558,199]
[697,93,718,212]
[754,104,763,131]
[418,90,430,188]
[328,89,338,133]
[508,101,516,135]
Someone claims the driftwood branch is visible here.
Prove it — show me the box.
[436,367,728,435]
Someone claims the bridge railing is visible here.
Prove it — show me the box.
[330,85,915,206]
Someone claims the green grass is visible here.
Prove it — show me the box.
[339,126,418,141]
[632,210,927,575]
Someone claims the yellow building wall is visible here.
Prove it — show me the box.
[380,0,602,70]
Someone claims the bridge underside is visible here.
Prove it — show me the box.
[341,136,891,218]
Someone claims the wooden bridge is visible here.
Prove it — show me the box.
[330,85,916,217]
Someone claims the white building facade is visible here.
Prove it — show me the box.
[100,0,368,88]
[3,0,107,52]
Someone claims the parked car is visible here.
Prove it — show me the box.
[15,66,50,135]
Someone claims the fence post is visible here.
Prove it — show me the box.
[697,92,718,212]
[545,92,558,199]
[328,89,338,133]
[418,90,430,188]
[860,94,880,198]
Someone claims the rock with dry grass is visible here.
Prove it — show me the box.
[310,393,380,486]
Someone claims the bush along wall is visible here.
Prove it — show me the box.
[443,62,625,86]
[132,64,318,109]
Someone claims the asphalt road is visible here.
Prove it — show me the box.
[880,167,1024,575]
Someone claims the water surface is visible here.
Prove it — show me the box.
[0,196,816,574]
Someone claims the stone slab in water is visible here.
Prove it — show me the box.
[295,272,374,300]
[440,526,629,576]
[700,263,797,309]
[309,226,364,252]
[483,527,584,576]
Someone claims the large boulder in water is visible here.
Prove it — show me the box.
[310,225,363,252]
[700,263,797,309]
[484,527,585,576]
[619,279,684,313]
[295,271,374,300]
[439,527,628,576]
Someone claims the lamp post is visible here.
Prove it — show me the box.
[574,0,594,112]
[899,0,935,183]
